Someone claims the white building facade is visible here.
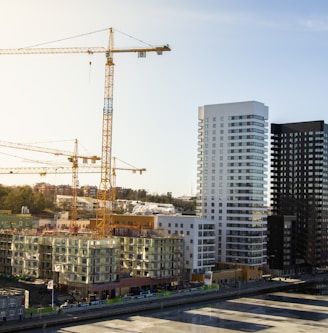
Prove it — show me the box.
[197,101,268,268]
[156,215,216,280]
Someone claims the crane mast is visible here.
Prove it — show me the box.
[0,27,171,236]
[96,28,114,236]
[71,139,79,221]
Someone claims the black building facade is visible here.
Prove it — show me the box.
[270,121,328,271]
[267,215,297,272]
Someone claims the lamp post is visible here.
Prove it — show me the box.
[269,254,276,278]
[235,259,239,288]
[47,278,54,309]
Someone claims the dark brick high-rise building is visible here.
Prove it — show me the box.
[270,121,328,271]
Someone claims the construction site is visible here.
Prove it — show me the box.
[0,28,184,304]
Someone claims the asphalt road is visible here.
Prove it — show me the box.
[0,274,327,333]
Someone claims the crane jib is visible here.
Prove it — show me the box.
[0,46,170,56]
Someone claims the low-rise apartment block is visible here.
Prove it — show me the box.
[119,232,182,279]
[156,215,216,280]
[0,227,183,299]
[0,288,26,321]
[0,232,13,275]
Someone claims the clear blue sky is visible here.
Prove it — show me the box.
[0,0,327,197]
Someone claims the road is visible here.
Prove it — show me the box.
[0,274,327,333]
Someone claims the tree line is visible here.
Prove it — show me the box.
[0,185,54,215]
[115,188,196,213]
[0,184,195,215]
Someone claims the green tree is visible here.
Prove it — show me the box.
[0,185,54,214]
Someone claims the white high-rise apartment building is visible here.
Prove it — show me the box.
[197,101,268,267]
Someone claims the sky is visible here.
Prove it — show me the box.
[0,1,328,197]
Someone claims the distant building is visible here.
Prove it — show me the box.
[0,288,26,321]
[197,101,268,276]
[132,202,176,215]
[80,185,98,198]
[56,195,97,212]
[0,210,33,229]
[34,182,56,194]
[270,121,328,270]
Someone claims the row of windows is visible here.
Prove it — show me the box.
[272,169,327,178]
[228,135,265,141]
[227,183,264,188]
[225,244,263,250]
[228,148,264,154]
[202,148,266,157]
[197,253,214,259]
[228,155,264,161]
[227,175,264,181]
[272,189,324,195]
[227,203,265,208]
[227,162,264,167]
[272,153,323,160]
[228,128,265,135]
[272,142,323,148]
[226,209,264,215]
[272,130,323,136]
[226,223,266,228]
[203,202,223,207]
[226,251,264,259]
[272,168,324,174]
[229,121,265,128]
[161,222,193,228]
[203,135,266,143]
[226,196,265,201]
[228,169,264,174]
[229,141,265,147]
[229,114,265,121]
[227,230,264,236]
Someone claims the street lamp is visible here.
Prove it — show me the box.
[235,259,239,288]
[269,254,276,278]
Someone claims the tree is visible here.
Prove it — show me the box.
[0,185,54,214]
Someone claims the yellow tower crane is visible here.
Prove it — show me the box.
[0,139,100,222]
[0,27,170,236]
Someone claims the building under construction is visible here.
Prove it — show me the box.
[0,213,183,300]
